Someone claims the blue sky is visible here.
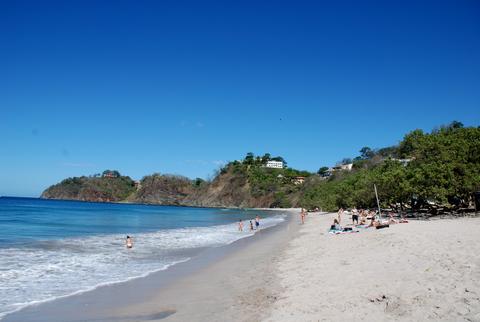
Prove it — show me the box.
[1,0,479,197]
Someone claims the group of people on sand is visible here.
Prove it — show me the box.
[331,207,408,232]
[238,215,261,232]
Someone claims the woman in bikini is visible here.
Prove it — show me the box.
[126,236,133,249]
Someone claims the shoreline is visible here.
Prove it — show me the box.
[3,209,301,322]
[8,195,277,211]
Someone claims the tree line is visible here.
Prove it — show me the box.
[301,122,480,213]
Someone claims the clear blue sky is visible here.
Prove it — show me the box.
[1,0,479,197]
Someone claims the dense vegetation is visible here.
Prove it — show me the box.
[222,153,311,208]
[301,122,480,213]
[41,122,480,215]
[41,172,136,202]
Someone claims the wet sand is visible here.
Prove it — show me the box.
[3,209,300,322]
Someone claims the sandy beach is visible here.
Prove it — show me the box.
[267,212,480,322]
[4,210,480,322]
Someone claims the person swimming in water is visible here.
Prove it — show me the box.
[126,235,133,249]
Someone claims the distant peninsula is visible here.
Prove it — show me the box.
[42,121,480,215]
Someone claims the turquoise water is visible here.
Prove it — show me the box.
[0,197,285,318]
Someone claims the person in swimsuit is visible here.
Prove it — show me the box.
[255,215,260,230]
[337,208,344,224]
[331,218,342,231]
[126,235,133,249]
[238,220,244,231]
[352,207,359,225]
[249,220,254,231]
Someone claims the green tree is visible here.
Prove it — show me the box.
[261,153,271,164]
[317,166,329,176]
[359,146,374,159]
[244,152,255,165]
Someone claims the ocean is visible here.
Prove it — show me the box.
[0,197,285,319]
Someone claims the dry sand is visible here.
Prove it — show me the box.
[266,212,480,322]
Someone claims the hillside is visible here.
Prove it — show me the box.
[41,122,480,214]
[41,171,136,202]
[41,156,310,208]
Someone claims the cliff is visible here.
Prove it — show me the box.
[41,175,136,202]
[41,162,307,208]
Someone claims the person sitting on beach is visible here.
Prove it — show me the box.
[331,218,342,231]
[366,210,375,220]
[238,219,244,231]
[368,217,379,228]
[359,210,367,224]
[126,235,133,249]
[388,212,398,224]
[249,220,254,231]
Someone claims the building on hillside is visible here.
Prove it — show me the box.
[391,158,412,166]
[265,160,284,169]
[332,163,353,172]
[134,181,141,189]
[319,169,333,178]
[102,172,119,178]
[293,176,306,185]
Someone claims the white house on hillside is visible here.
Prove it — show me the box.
[265,160,284,169]
[332,163,353,172]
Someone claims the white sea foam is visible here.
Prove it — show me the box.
[0,214,285,319]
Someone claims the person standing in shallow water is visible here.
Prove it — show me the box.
[255,215,260,230]
[238,219,244,231]
[249,220,254,231]
[126,236,133,249]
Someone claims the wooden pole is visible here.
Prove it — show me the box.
[374,184,381,220]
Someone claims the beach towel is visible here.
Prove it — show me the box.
[355,225,370,229]
[329,229,359,235]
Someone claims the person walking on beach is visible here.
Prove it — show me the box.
[300,208,305,224]
[125,235,133,249]
[238,219,244,231]
[249,220,254,231]
[255,215,260,230]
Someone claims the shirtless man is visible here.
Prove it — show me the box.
[238,219,244,231]
[352,207,359,225]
